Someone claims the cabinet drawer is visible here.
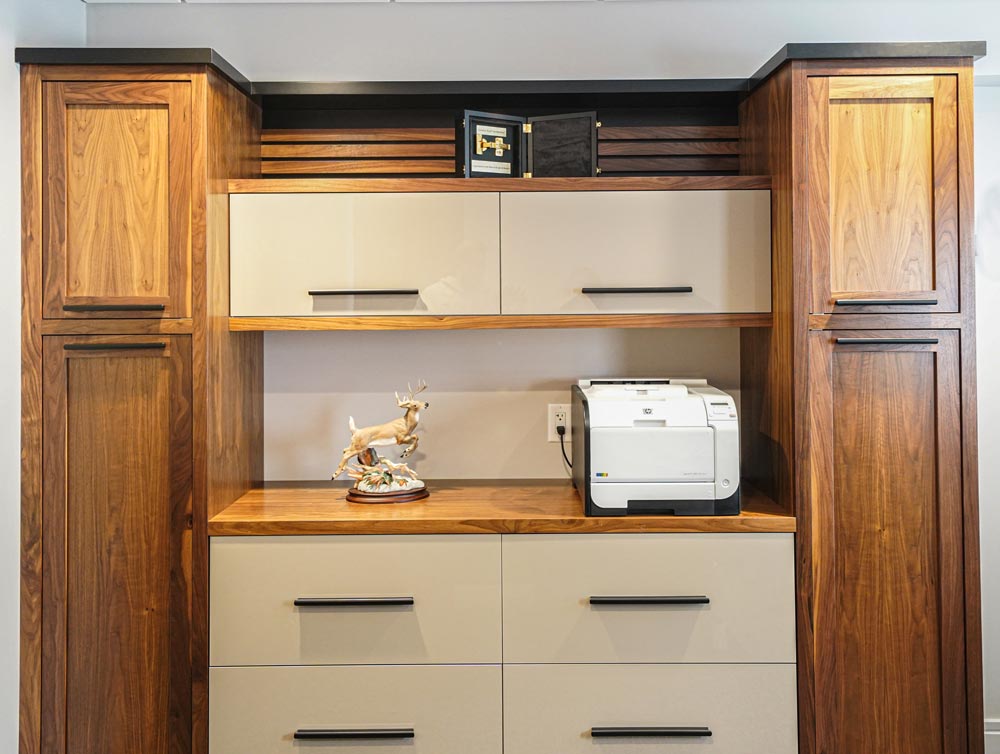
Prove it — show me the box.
[499,191,771,314]
[503,664,797,754]
[502,533,794,663]
[210,535,501,665]
[211,665,502,754]
[230,193,501,316]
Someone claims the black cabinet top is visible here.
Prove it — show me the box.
[15,40,987,99]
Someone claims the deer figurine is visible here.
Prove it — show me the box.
[333,381,429,479]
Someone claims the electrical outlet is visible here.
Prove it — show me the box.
[547,403,571,443]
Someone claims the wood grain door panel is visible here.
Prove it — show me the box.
[42,82,192,318]
[41,335,193,754]
[808,330,967,754]
[807,75,959,313]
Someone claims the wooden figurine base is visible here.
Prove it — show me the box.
[346,486,430,504]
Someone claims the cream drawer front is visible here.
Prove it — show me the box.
[502,533,794,663]
[230,193,500,316]
[500,190,771,314]
[210,535,501,665]
[211,665,502,754]
[503,664,797,754]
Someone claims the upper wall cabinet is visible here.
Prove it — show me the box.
[230,193,501,316]
[499,191,771,315]
[806,75,959,313]
[42,81,192,319]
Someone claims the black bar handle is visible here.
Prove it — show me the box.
[63,342,167,352]
[294,728,415,741]
[63,303,166,312]
[308,289,420,296]
[591,727,712,738]
[582,286,693,295]
[835,337,939,346]
[294,597,414,607]
[834,298,938,306]
[589,595,710,605]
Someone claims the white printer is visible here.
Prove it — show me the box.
[571,379,740,516]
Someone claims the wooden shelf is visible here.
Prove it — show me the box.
[228,175,771,194]
[208,480,794,536]
[230,312,772,332]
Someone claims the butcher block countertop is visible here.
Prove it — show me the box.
[208,480,795,536]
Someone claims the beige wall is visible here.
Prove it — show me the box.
[264,328,740,479]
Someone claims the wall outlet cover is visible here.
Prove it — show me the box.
[547,403,571,443]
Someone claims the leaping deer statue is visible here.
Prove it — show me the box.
[332,381,429,479]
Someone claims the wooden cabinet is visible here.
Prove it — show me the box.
[806,330,969,754]
[40,335,193,754]
[806,74,960,313]
[42,82,192,318]
[499,190,771,314]
[229,193,501,316]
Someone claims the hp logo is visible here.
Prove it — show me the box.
[642,408,653,415]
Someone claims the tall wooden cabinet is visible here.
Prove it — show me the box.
[20,63,261,754]
[742,57,982,754]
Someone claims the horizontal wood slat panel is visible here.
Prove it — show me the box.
[260,159,456,175]
[263,143,455,158]
[262,128,456,142]
[599,125,739,140]
[600,155,740,173]
[599,140,740,156]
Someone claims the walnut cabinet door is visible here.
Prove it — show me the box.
[807,75,960,313]
[42,81,192,318]
[41,336,193,754]
[807,330,969,754]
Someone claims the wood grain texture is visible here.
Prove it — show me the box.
[262,127,456,142]
[598,140,740,156]
[260,158,456,175]
[42,81,193,318]
[807,73,959,313]
[807,312,963,330]
[228,175,771,193]
[41,318,194,334]
[598,155,739,173]
[208,481,794,536]
[41,335,193,754]
[598,125,739,140]
[189,70,263,754]
[20,64,43,754]
[228,312,772,332]
[262,143,456,158]
[808,330,967,754]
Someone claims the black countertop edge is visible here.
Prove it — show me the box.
[16,42,987,101]
[251,78,749,97]
[748,41,987,90]
[14,47,252,95]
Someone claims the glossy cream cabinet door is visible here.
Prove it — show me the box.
[210,665,502,754]
[503,664,797,754]
[210,535,501,665]
[502,533,795,663]
[500,190,771,314]
[230,193,500,316]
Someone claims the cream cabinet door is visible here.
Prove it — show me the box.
[230,193,500,316]
[500,190,771,314]
[502,533,795,663]
[503,664,797,754]
[210,535,501,665]
[211,665,502,754]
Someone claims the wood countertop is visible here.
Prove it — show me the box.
[208,480,795,536]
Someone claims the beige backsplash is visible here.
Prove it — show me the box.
[264,328,741,480]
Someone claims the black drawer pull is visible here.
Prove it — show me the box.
[63,342,167,352]
[835,337,939,346]
[63,303,166,312]
[589,595,710,605]
[308,289,420,296]
[834,298,937,306]
[592,727,712,738]
[293,597,414,607]
[294,728,415,741]
[582,286,693,295]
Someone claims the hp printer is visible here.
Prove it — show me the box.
[571,379,739,516]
